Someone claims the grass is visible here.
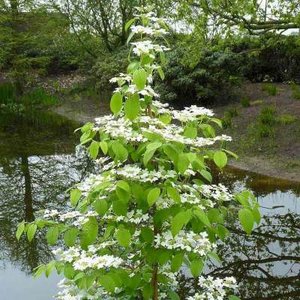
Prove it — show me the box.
[250,106,277,138]
[240,97,250,107]
[277,114,297,125]
[222,108,239,128]
[262,83,277,96]
[21,88,58,106]
[250,99,263,106]
[291,83,300,100]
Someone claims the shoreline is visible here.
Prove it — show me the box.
[50,100,300,185]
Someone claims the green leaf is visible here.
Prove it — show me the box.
[99,275,116,293]
[200,169,212,182]
[124,94,140,120]
[80,217,98,248]
[34,265,46,278]
[125,18,135,32]
[143,149,155,165]
[190,259,204,277]
[64,228,79,247]
[133,68,147,90]
[171,211,191,236]
[127,61,140,74]
[159,114,172,124]
[171,253,184,272]
[157,67,165,80]
[147,188,161,206]
[216,224,230,240]
[194,208,211,227]
[252,207,261,224]
[168,291,180,300]
[89,141,99,159]
[112,141,128,161]
[213,151,228,168]
[229,296,241,300]
[16,221,25,240]
[116,228,131,247]
[238,208,254,234]
[167,186,181,203]
[147,142,162,152]
[27,223,37,242]
[184,126,197,138]
[70,189,81,207]
[141,227,154,243]
[46,227,59,246]
[99,141,108,154]
[110,92,123,115]
[177,153,190,174]
[113,200,127,215]
[208,251,222,264]
[93,199,108,216]
[64,263,75,279]
[223,149,238,159]
[45,261,56,278]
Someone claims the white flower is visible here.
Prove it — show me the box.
[154,230,216,256]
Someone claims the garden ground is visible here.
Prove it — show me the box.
[49,81,300,183]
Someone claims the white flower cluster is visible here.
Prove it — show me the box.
[199,184,233,202]
[56,279,119,300]
[116,164,177,182]
[43,209,97,227]
[53,247,123,271]
[77,172,115,195]
[144,124,231,148]
[188,276,237,300]
[132,40,170,57]
[102,209,150,225]
[94,115,146,143]
[154,231,216,256]
[152,101,215,122]
[131,25,167,37]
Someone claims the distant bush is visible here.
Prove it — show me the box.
[232,36,300,83]
[156,47,242,107]
[91,47,128,93]
[0,82,16,104]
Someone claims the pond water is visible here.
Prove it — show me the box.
[0,111,299,300]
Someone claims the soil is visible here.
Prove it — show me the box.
[216,82,300,183]
[51,82,300,183]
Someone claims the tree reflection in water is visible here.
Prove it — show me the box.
[0,112,92,275]
[178,170,300,300]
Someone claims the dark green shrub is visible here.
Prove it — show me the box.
[233,36,300,83]
[91,47,128,93]
[0,82,16,104]
[156,47,243,107]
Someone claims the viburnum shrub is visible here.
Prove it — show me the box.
[16,7,260,300]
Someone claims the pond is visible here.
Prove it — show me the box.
[0,111,299,300]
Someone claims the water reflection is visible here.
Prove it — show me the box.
[0,111,91,299]
[205,169,300,300]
